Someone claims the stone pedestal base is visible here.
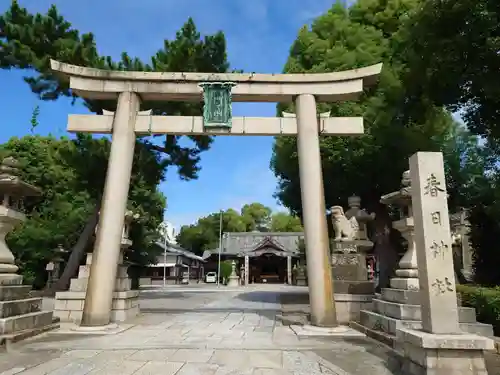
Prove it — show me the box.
[54,253,139,323]
[333,280,374,294]
[279,291,373,326]
[54,290,139,323]
[296,276,307,286]
[397,328,494,375]
[331,251,368,279]
[0,282,59,347]
[227,276,239,287]
[355,287,493,348]
[290,324,365,338]
[331,252,375,295]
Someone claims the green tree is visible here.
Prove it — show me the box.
[1,135,166,288]
[241,203,272,231]
[271,0,464,289]
[220,260,233,284]
[270,212,303,232]
[0,1,231,289]
[400,0,500,148]
[177,204,303,254]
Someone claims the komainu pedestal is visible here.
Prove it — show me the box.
[54,211,139,323]
[331,244,374,295]
[329,198,376,323]
[0,157,58,345]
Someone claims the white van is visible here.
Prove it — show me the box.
[205,272,217,283]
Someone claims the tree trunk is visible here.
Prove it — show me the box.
[371,204,400,292]
[50,201,101,292]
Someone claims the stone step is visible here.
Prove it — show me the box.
[69,277,131,292]
[0,311,54,335]
[0,285,31,301]
[359,310,494,337]
[0,321,59,350]
[333,280,374,294]
[461,322,495,338]
[373,299,477,322]
[349,321,395,348]
[0,298,42,318]
[360,310,421,335]
[381,288,421,305]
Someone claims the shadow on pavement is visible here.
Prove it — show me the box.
[140,292,192,300]
[278,291,309,305]
[140,308,279,314]
[235,291,282,302]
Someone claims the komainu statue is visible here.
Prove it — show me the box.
[331,205,357,241]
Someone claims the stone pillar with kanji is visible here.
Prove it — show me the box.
[397,152,494,375]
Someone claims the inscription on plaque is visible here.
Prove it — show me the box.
[331,253,367,282]
[199,82,236,128]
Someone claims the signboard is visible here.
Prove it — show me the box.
[199,82,236,128]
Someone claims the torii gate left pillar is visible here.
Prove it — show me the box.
[50,60,382,328]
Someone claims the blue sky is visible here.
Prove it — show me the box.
[0,0,335,231]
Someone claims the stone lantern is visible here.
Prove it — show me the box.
[226,260,240,287]
[121,210,137,249]
[46,244,68,289]
[380,170,418,290]
[0,157,41,284]
[0,157,58,340]
[344,195,376,252]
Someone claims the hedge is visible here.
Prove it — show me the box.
[457,284,500,336]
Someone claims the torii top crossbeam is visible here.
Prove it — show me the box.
[50,60,382,103]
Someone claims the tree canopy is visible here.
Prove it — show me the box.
[176,203,303,255]
[401,0,500,149]
[0,0,231,179]
[272,0,456,219]
[0,0,232,288]
[1,135,166,288]
[270,0,498,287]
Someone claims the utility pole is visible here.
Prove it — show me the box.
[162,222,167,288]
[217,210,223,287]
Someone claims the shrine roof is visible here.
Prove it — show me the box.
[154,240,205,262]
[205,232,303,257]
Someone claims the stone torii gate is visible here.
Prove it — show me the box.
[50,60,382,328]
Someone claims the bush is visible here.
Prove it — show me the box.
[457,284,500,336]
[220,260,233,284]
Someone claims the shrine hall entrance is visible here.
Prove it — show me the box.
[249,253,287,284]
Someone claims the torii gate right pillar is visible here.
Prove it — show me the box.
[296,94,336,326]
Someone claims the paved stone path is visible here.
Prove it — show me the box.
[0,285,399,375]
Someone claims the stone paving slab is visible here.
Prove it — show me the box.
[0,286,410,374]
[0,349,357,375]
